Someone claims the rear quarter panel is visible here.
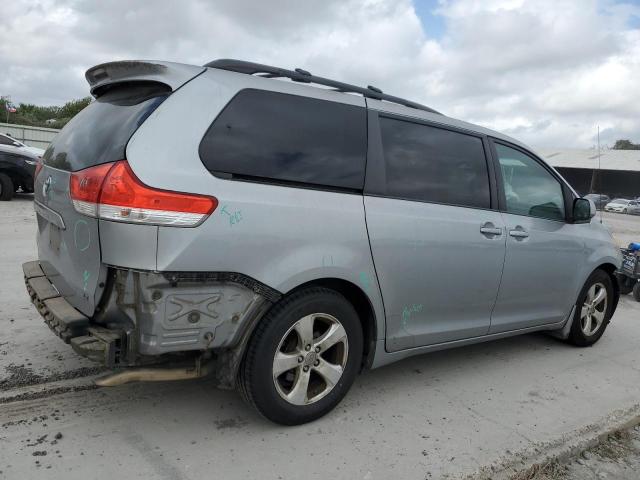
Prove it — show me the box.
[124,69,386,346]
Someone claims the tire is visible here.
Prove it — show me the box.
[239,287,363,425]
[623,209,628,214]
[0,173,14,201]
[618,275,635,295]
[567,270,614,347]
[633,282,640,302]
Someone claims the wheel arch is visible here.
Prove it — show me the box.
[286,278,377,370]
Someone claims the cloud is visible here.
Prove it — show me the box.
[0,0,638,148]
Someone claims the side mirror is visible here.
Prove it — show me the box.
[13,141,21,147]
[573,198,595,223]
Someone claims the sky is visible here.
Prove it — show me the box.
[1,0,640,149]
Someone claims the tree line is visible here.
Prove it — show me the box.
[612,139,640,150]
[1,97,91,129]
[1,95,640,150]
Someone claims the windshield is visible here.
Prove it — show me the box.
[43,82,169,172]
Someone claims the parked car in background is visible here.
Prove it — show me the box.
[584,193,611,209]
[627,200,640,216]
[0,133,46,157]
[0,145,38,200]
[604,198,631,213]
[23,59,622,425]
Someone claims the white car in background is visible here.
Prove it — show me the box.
[0,133,45,157]
[604,198,632,214]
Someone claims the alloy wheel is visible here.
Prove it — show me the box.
[272,313,348,406]
[580,282,607,336]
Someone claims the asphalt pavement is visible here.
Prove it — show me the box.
[1,195,640,480]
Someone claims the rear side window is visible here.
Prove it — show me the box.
[199,89,367,190]
[0,134,15,145]
[379,117,490,209]
[43,82,170,172]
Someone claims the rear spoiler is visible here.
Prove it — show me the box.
[85,60,205,97]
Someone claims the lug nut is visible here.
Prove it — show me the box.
[303,366,309,372]
[298,356,304,363]
[305,344,311,351]
[315,346,320,353]
[314,360,320,367]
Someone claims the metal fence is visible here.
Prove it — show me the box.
[0,122,59,150]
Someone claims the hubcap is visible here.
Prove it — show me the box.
[580,282,607,336]
[272,313,348,406]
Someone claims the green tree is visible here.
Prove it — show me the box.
[612,139,640,150]
[0,96,92,128]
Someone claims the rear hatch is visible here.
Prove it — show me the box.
[34,61,205,317]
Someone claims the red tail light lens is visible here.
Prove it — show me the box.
[70,161,218,227]
[69,162,116,217]
[34,160,44,180]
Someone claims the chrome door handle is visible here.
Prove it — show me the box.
[509,229,529,238]
[480,226,503,236]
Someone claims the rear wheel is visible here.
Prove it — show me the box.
[239,287,363,425]
[567,270,613,346]
[0,173,14,201]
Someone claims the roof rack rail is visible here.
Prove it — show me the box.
[203,59,441,115]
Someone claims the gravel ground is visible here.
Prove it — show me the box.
[511,425,640,480]
[599,211,640,247]
[1,196,640,480]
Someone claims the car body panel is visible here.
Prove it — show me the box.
[0,148,37,191]
[25,60,623,373]
[85,60,206,97]
[627,200,640,215]
[125,69,387,345]
[604,199,631,213]
[488,214,587,333]
[364,196,506,351]
[33,165,108,316]
[584,194,610,209]
[0,134,45,157]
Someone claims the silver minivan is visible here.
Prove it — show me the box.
[23,59,621,425]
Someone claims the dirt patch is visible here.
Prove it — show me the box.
[509,426,640,480]
[0,384,98,405]
[0,363,105,391]
[214,417,248,430]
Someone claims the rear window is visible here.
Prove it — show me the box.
[379,117,491,209]
[43,82,170,172]
[198,89,366,190]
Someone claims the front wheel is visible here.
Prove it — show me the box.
[566,270,614,346]
[239,287,363,425]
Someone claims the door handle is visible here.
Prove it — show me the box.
[480,227,503,236]
[509,229,529,239]
[480,223,503,236]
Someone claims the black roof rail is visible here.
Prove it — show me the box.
[203,59,441,115]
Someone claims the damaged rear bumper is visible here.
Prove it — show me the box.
[22,261,280,376]
[24,260,127,365]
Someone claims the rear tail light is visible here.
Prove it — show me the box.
[34,160,44,179]
[70,161,218,227]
